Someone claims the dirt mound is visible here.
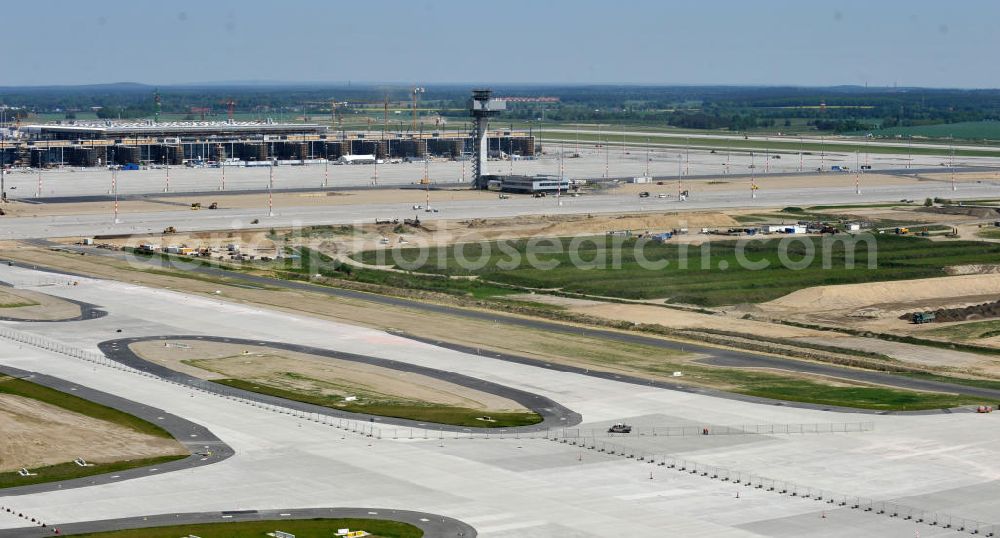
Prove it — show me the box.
[901,299,1000,323]
[762,274,1000,312]
[919,206,1000,219]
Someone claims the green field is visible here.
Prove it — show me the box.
[976,227,1000,240]
[355,235,1000,306]
[728,373,981,411]
[65,518,422,538]
[213,378,541,428]
[0,300,35,308]
[927,320,1000,341]
[869,121,1000,141]
[0,375,185,489]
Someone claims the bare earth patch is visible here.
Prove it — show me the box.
[0,394,185,472]
[759,273,1000,315]
[129,339,527,412]
[0,287,82,321]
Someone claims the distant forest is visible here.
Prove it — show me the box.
[2,83,1000,136]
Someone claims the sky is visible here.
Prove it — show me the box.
[3,0,999,88]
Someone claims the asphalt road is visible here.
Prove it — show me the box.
[12,249,1000,410]
[98,335,582,433]
[0,364,234,497]
[0,507,477,537]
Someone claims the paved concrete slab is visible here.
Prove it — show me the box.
[0,264,998,536]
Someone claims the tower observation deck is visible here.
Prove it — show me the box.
[469,89,506,189]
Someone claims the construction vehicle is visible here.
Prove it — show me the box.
[911,312,936,324]
[163,226,177,234]
[607,423,632,434]
[208,202,218,210]
[191,202,202,210]
[895,227,910,235]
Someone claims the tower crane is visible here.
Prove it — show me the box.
[411,86,425,132]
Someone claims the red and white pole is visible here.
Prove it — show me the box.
[268,165,274,217]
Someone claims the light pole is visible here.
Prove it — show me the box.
[0,130,6,203]
[855,149,862,195]
[644,138,650,178]
[267,164,274,217]
[950,138,956,191]
[112,163,119,224]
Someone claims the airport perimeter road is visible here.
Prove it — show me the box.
[0,507,477,537]
[98,334,582,432]
[12,250,1000,407]
[0,364,233,497]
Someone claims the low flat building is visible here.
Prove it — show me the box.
[485,174,572,194]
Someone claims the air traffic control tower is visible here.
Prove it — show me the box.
[470,89,506,189]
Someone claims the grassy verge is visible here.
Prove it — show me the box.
[727,372,981,411]
[927,320,1000,341]
[777,319,1000,357]
[0,375,174,439]
[213,379,542,428]
[65,518,422,538]
[975,228,1000,240]
[0,301,36,308]
[0,455,186,489]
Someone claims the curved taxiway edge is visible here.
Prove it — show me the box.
[0,364,234,497]
[0,507,477,537]
[98,335,583,433]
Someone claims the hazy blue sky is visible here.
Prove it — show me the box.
[4,0,998,88]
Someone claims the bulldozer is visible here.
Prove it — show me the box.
[163,226,177,234]
[607,423,632,434]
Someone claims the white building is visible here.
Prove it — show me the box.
[338,154,376,165]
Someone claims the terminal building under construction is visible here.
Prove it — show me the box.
[0,120,536,168]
